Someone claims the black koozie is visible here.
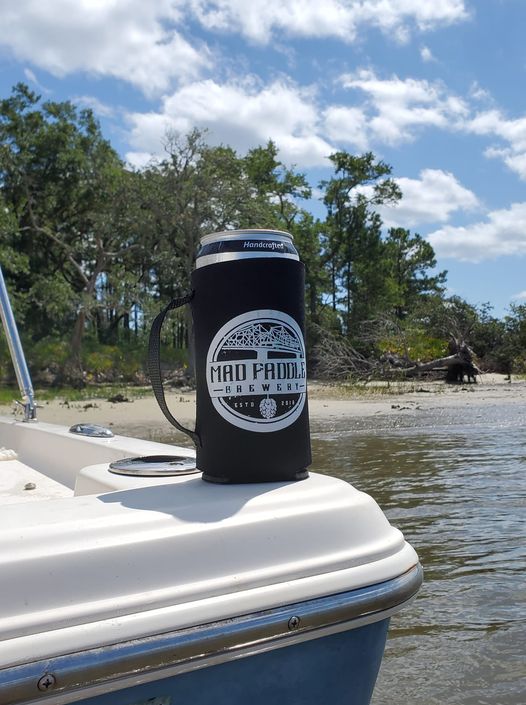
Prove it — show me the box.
[192,257,311,483]
[149,229,312,484]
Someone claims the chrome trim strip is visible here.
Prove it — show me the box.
[196,252,299,268]
[0,565,422,705]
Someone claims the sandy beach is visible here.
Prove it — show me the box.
[2,373,525,441]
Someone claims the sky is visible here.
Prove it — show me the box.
[0,0,525,317]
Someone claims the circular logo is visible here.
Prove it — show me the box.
[206,310,307,432]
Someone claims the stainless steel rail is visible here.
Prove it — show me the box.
[0,563,422,705]
[0,265,36,421]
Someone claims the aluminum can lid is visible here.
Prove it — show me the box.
[196,229,299,268]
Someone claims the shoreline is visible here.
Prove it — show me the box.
[1,373,525,440]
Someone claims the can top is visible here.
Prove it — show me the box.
[196,229,299,268]
[199,228,294,246]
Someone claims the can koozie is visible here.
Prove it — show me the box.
[149,229,312,483]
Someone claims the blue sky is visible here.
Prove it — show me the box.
[0,0,525,317]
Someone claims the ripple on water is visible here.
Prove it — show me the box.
[312,404,526,705]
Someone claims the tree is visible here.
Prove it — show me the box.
[0,194,27,279]
[320,151,402,333]
[290,213,326,326]
[0,83,128,380]
[384,227,447,319]
[243,141,311,230]
[499,304,526,374]
[137,132,315,374]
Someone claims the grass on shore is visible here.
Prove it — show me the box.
[306,378,444,399]
[2,374,489,407]
[0,385,153,406]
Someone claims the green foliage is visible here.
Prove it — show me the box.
[378,332,448,363]
[30,338,71,368]
[27,274,78,329]
[384,228,447,318]
[0,82,519,380]
[496,304,526,373]
[0,335,11,380]
[244,141,311,229]
[0,82,125,358]
[291,213,327,325]
[0,385,151,405]
[19,337,149,384]
[320,152,403,332]
[83,344,142,382]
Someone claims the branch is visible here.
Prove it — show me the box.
[20,174,91,286]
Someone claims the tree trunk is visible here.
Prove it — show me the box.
[58,309,86,387]
[397,354,462,376]
[397,343,481,381]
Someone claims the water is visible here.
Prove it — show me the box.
[121,396,526,704]
[310,401,526,705]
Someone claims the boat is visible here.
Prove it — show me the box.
[0,265,422,705]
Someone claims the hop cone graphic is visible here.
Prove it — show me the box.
[259,397,277,419]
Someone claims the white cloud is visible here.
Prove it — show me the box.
[0,2,469,97]
[467,109,526,179]
[511,290,526,301]
[190,0,469,44]
[327,70,526,184]
[122,68,501,172]
[322,106,369,151]
[420,46,436,62]
[123,68,478,170]
[73,95,116,118]
[126,78,334,167]
[428,202,526,262]
[23,67,38,84]
[377,169,479,228]
[23,67,50,93]
[339,70,469,145]
[126,152,160,170]
[468,81,492,103]
[0,1,209,95]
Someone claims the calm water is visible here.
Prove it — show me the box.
[121,396,526,704]
[310,400,526,705]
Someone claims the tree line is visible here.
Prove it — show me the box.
[1,83,525,385]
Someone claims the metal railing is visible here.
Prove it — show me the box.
[0,265,37,421]
[0,564,422,705]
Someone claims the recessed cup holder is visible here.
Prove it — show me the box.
[109,455,199,477]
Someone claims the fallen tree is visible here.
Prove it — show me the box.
[313,330,482,382]
[393,340,481,382]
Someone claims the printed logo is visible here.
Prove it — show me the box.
[207,310,307,432]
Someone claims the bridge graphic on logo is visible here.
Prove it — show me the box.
[208,311,306,431]
[221,322,302,359]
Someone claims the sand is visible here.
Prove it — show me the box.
[2,373,525,441]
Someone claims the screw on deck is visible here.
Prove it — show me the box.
[37,674,56,691]
[288,615,301,630]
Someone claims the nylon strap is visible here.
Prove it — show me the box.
[148,292,201,447]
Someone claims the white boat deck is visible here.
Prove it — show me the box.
[0,416,198,502]
[0,455,72,504]
[0,415,419,673]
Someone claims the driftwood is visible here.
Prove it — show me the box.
[398,355,480,382]
[313,330,482,383]
[313,333,377,380]
[397,353,464,376]
[394,339,482,383]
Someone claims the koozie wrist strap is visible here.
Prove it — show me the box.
[148,293,201,447]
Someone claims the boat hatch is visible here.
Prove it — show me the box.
[69,423,114,438]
